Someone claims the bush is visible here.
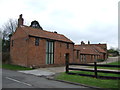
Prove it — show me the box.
[2,52,11,64]
[97,59,105,62]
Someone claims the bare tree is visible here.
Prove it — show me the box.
[1,19,18,63]
[1,19,18,52]
[0,31,2,52]
[2,19,18,40]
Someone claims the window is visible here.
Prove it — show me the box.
[46,41,54,64]
[80,55,83,62]
[77,50,79,59]
[98,55,100,59]
[67,43,69,49]
[80,55,86,63]
[11,40,14,47]
[35,38,40,46]
[83,55,86,63]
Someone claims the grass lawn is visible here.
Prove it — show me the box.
[69,71,119,77]
[56,61,120,89]
[56,72,119,89]
[105,61,120,65]
[1,64,33,70]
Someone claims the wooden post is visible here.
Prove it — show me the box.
[94,61,98,78]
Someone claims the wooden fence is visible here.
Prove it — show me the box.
[66,61,120,79]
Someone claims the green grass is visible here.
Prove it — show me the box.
[69,71,119,77]
[106,61,120,65]
[56,72,119,89]
[97,61,120,70]
[2,64,33,70]
[56,61,120,88]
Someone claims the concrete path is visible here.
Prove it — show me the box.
[19,69,55,76]
[18,57,119,77]
[96,56,119,64]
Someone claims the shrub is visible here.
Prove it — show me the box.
[2,52,11,64]
[97,59,105,62]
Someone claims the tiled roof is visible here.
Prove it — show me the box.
[81,44,107,50]
[74,45,100,55]
[20,26,73,43]
[93,46,106,53]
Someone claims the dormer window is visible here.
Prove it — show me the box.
[30,20,43,30]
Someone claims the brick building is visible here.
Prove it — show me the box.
[10,14,74,68]
[74,41,107,64]
[10,14,107,68]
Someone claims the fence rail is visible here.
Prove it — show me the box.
[69,63,120,67]
[66,61,120,79]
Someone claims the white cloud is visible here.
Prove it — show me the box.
[0,0,119,49]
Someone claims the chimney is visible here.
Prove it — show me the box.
[88,41,90,44]
[81,41,85,45]
[18,14,24,27]
[54,31,57,34]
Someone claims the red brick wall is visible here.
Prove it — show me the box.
[73,50,80,63]
[27,38,74,67]
[54,41,74,65]
[10,27,28,67]
[11,28,74,68]
[27,37,46,67]
[73,50,101,64]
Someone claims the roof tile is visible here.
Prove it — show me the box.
[20,26,73,43]
[74,45,104,55]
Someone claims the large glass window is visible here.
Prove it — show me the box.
[46,41,54,64]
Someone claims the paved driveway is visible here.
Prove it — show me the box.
[19,66,65,77]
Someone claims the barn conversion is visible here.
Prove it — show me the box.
[10,14,107,68]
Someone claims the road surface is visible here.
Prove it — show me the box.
[2,69,96,89]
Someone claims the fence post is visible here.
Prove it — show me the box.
[66,59,69,73]
[94,61,98,78]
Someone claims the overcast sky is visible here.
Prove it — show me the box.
[0,0,119,49]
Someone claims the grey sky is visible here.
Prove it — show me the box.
[0,0,119,49]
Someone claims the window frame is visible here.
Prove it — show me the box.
[67,43,69,49]
[35,37,40,46]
